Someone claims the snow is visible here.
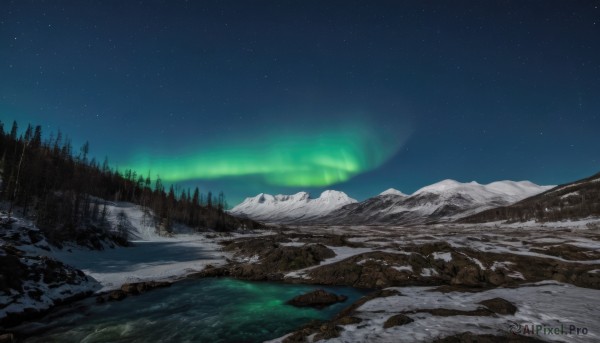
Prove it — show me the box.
[392,265,413,273]
[321,281,600,343]
[460,253,485,270]
[414,179,470,194]
[0,254,101,322]
[230,179,552,225]
[490,261,515,271]
[279,242,307,247]
[5,201,257,293]
[46,236,228,292]
[379,188,407,197]
[561,191,580,199]
[229,190,357,222]
[413,179,553,204]
[420,268,437,277]
[284,246,379,279]
[431,252,452,262]
[317,179,554,226]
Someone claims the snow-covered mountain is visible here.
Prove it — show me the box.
[321,180,554,225]
[379,188,408,197]
[231,180,553,225]
[462,171,600,223]
[229,190,357,223]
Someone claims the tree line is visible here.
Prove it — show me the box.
[0,120,261,245]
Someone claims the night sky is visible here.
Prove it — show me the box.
[1,1,599,205]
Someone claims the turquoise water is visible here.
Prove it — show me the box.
[23,278,366,343]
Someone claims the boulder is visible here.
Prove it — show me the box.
[121,283,140,295]
[287,289,348,308]
[383,314,414,328]
[108,290,127,301]
[120,281,171,296]
[478,297,517,315]
[313,323,342,341]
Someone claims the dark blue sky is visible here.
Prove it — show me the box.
[1,1,599,205]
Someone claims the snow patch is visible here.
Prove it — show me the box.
[431,252,452,262]
[392,265,413,273]
[379,188,407,197]
[323,281,600,343]
[420,268,438,277]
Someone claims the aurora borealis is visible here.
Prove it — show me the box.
[1,1,599,205]
[124,121,409,187]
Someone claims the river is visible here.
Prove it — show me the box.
[22,277,366,343]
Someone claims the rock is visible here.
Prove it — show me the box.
[335,316,362,325]
[478,297,517,315]
[416,241,454,256]
[486,271,509,286]
[108,290,127,301]
[224,237,336,278]
[313,323,341,341]
[119,281,171,296]
[196,266,230,277]
[450,265,483,287]
[287,289,348,308]
[121,283,140,295]
[103,281,172,304]
[282,331,309,343]
[383,314,414,328]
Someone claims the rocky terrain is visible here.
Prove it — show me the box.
[204,222,600,342]
[3,202,600,342]
[0,219,101,328]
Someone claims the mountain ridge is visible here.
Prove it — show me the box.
[461,171,600,223]
[230,180,553,225]
[229,190,357,223]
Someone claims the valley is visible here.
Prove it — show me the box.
[3,199,600,342]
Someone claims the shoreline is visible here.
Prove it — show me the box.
[4,223,600,342]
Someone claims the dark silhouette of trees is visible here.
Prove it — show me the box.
[0,120,262,245]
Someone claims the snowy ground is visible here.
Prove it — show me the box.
[53,202,272,291]
[323,281,600,343]
[263,222,600,342]
[8,201,270,293]
[47,237,228,292]
[268,281,600,343]
[5,201,600,341]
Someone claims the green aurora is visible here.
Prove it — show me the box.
[122,123,408,187]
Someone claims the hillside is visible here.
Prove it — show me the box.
[229,190,356,223]
[295,180,550,225]
[461,171,600,223]
[0,120,262,240]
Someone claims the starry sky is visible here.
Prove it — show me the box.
[1,1,599,205]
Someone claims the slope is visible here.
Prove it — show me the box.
[229,190,357,223]
[461,171,600,223]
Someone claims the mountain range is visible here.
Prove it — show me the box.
[229,179,554,225]
[229,190,357,223]
[462,172,600,223]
